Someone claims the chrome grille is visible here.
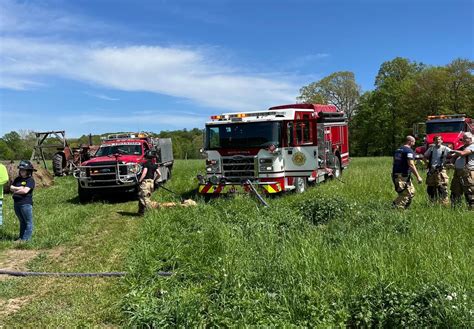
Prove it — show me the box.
[222,156,256,182]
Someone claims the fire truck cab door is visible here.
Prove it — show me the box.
[283,121,318,176]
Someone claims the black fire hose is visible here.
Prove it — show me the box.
[159,185,185,202]
[0,270,173,278]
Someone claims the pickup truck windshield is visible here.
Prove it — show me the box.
[426,122,464,134]
[206,122,281,149]
[94,144,142,156]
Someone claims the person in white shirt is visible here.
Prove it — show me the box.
[450,132,474,209]
[423,135,451,204]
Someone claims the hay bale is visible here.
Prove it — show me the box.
[2,161,54,194]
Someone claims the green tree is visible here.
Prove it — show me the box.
[0,139,14,160]
[297,71,361,120]
[446,58,474,115]
[404,66,450,123]
[372,57,423,151]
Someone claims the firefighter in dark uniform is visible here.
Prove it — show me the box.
[392,136,423,209]
[424,135,451,204]
[137,151,161,215]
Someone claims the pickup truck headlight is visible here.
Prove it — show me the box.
[79,168,87,178]
[127,163,141,174]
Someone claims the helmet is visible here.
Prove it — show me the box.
[18,160,36,171]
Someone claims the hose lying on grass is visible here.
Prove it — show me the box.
[0,270,173,278]
[245,179,269,207]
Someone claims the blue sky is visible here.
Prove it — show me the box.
[0,0,473,137]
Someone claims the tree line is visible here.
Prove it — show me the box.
[0,129,204,160]
[298,57,474,156]
[1,57,472,160]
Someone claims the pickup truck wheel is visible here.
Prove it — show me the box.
[78,183,93,203]
[294,177,307,194]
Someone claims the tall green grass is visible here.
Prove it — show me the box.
[0,158,472,326]
[122,158,473,327]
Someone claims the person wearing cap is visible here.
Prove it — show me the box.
[0,162,9,226]
[9,160,36,241]
[392,135,423,209]
[450,132,474,209]
[137,150,161,216]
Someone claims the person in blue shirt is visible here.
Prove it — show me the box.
[392,136,423,209]
[9,160,36,241]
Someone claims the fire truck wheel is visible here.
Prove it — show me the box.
[78,184,93,203]
[294,177,307,194]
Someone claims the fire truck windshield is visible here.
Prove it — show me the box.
[94,144,142,156]
[206,122,281,149]
[426,122,464,134]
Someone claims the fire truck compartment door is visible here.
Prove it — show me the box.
[283,146,317,176]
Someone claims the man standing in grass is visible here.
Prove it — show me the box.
[0,162,9,226]
[392,136,423,209]
[137,150,161,216]
[450,132,474,210]
[424,135,451,204]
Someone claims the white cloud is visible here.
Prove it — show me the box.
[84,92,120,101]
[0,37,299,110]
[0,0,112,35]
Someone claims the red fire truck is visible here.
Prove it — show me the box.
[414,114,473,156]
[74,133,174,202]
[197,104,349,195]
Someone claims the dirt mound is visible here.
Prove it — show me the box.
[2,161,54,193]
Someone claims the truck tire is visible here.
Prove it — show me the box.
[162,166,170,183]
[294,177,307,194]
[78,183,93,203]
[52,153,65,176]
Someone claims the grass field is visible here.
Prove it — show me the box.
[0,158,472,326]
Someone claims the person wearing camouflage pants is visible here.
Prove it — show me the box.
[138,151,160,215]
[424,136,451,204]
[138,179,155,215]
[450,132,474,210]
[392,136,423,209]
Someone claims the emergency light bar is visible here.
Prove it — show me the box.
[103,132,149,140]
[427,114,466,120]
[210,111,280,121]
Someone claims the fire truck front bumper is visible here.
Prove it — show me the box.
[197,181,283,195]
[77,178,137,189]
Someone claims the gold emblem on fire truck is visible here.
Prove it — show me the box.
[292,152,306,166]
